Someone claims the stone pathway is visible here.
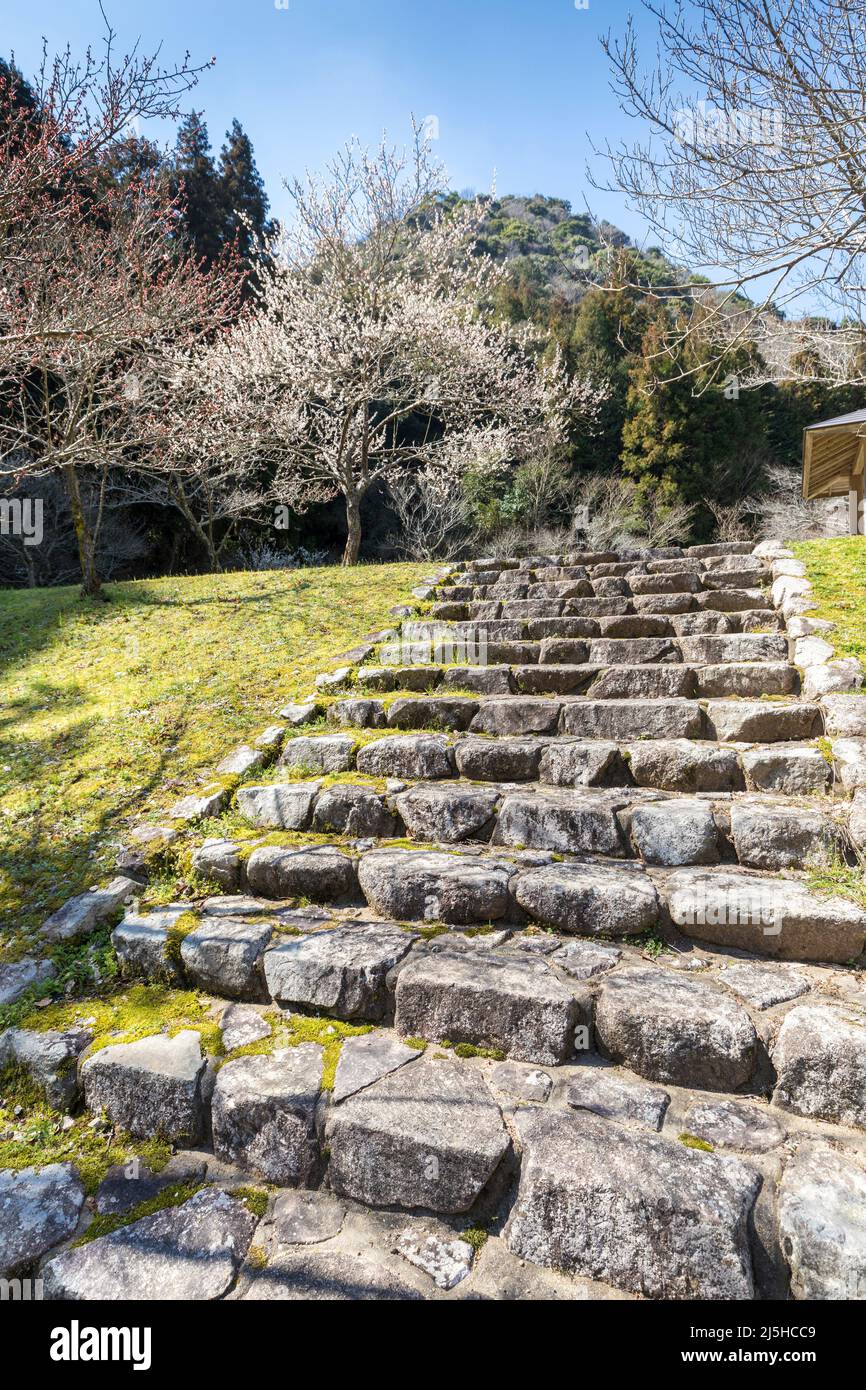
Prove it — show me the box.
[4,539,866,1300]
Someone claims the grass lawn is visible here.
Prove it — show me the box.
[792,535,866,665]
[0,562,429,948]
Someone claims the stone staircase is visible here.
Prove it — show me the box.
[6,539,866,1301]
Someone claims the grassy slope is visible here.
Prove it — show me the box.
[793,536,866,665]
[0,562,428,944]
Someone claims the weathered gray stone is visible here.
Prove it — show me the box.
[279,734,355,774]
[515,861,659,937]
[595,966,758,1090]
[356,734,454,780]
[628,798,719,866]
[327,698,387,728]
[695,662,797,699]
[741,744,832,796]
[263,923,415,1020]
[565,1068,670,1130]
[470,698,561,737]
[821,693,866,738]
[0,1163,85,1277]
[81,1030,209,1144]
[0,957,54,1007]
[94,1153,207,1217]
[670,612,734,636]
[802,658,863,701]
[211,1045,323,1184]
[387,696,478,731]
[332,1033,420,1102]
[538,740,621,787]
[454,736,543,782]
[778,1147,866,1300]
[254,724,287,750]
[514,663,596,696]
[440,665,514,695]
[395,1227,474,1289]
[552,939,622,979]
[241,1246,423,1300]
[245,845,357,902]
[588,637,679,665]
[772,1005,866,1130]
[269,1189,346,1245]
[358,848,514,924]
[832,737,866,790]
[326,1059,510,1213]
[679,633,786,664]
[216,745,267,777]
[494,788,625,856]
[705,701,819,743]
[630,572,701,596]
[180,916,273,1000]
[489,1061,553,1103]
[396,783,500,843]
[395,949,585,1065]
[666,867,866,963]
[111,903,191,984]
[312,784,397,837]
[42,1189,256,1301]
[192,838,241,889]
[588,665,695,699]
[278,700,322,727]
[625,739,743,792]
[40,876,138,944]
[220,1004,272,1052]
[0,1025,91,1110]
[560,699,703,741]
[730,801,838,870]
[849,788,866,849]
[505,1109,758,1299]
[717,962,810,1011]
[236,782,319,830]
[682,1099,785,1153]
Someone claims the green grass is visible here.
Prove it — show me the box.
[805,853,866,912]
[0,562,428,947]
[793,537,866,665]
[0,1063,174,1193]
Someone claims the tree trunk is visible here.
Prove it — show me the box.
[62,464,103,599]
[342,491,362,566]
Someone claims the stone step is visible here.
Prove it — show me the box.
[172,836,866,965]
[98,888,866,1104]
[273,730,831,798]
[315,695,818,741]
[15,1011,865,1301]
[350,661,799,700]
[431,579,769,615]
[232,772,845,869]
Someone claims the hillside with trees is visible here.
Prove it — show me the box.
[0,28,859,591]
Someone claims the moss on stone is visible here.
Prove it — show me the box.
[678,1133,714,1152]
[73,1180,206,1246]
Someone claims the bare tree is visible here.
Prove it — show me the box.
[181,129,607,565]
[387,466,473,560]
[0,178,242,595]
[573,473,696,549]
[594,0,866,385]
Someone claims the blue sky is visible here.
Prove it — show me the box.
[2,0,663,243]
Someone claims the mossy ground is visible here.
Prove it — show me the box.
[14,982,225,1056]
[0,1063,173,1193]
[0,562,429,945]
[219,1010,373,1090]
